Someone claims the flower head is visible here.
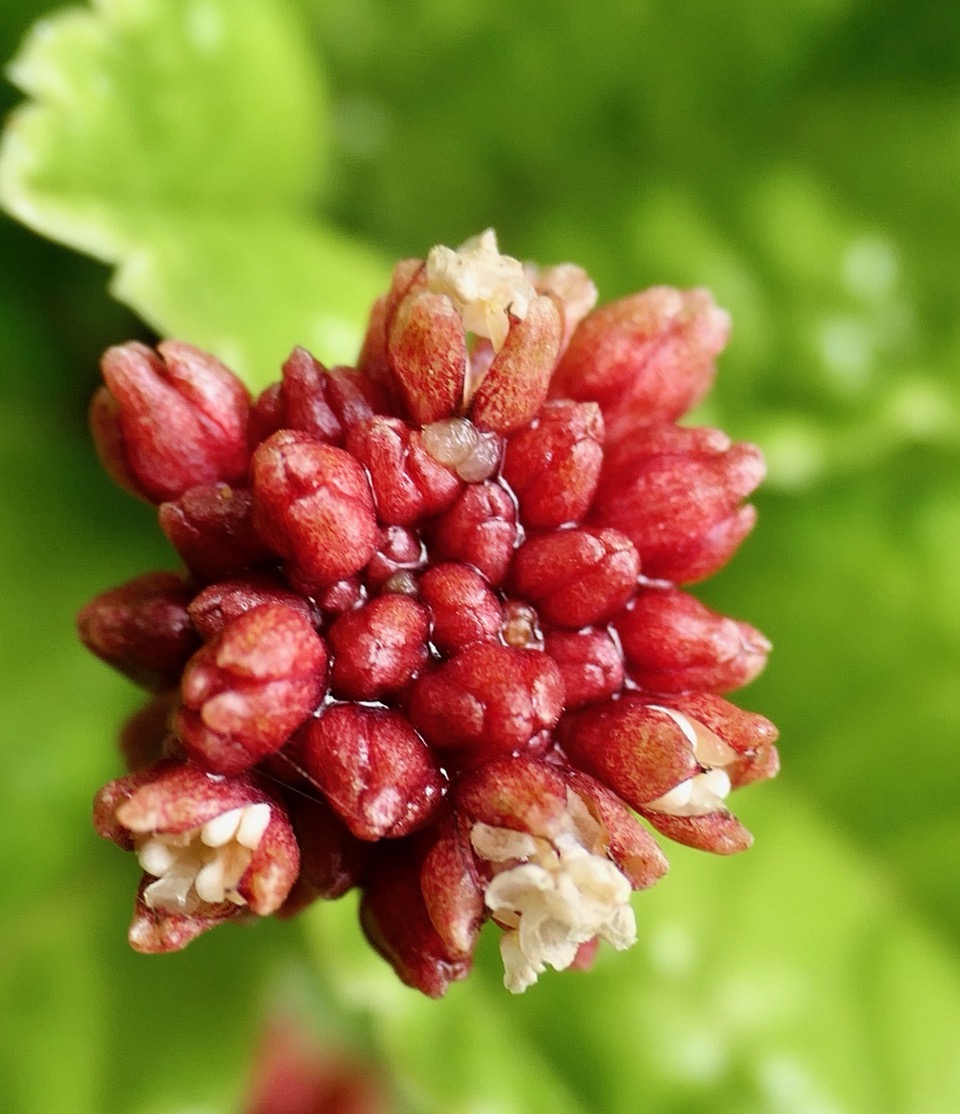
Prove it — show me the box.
[82,232,777,991]
[94,759,299,951]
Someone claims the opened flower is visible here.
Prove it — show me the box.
[82,230,778,994]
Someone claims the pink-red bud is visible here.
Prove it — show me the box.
[91,341,251,503]
[76,571,197,691]
[360,843,472,997]
[591,425,764,584]
[542,629,624,709]
[158,484,273,585]
[188,572,318,641]
[614,587,770,693]
[502,400,604,528]
[277,346,382,445]
[550,286,729,436]
[510,527,639,628]
[347,417,462,526]
[251,431,378,590]
[175,604,328,774]
[327,595,430,700]
[299,705,444,840]
[418,563,502,655]
[427,481,519,587]
[409,644,564,758]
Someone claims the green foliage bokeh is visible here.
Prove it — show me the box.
[1,2,959,1112]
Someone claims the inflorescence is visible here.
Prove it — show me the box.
[81,230,778,996]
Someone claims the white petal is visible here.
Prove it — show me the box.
[137,837,175,877]
[194,858,226,904]
[235,803,271,849]
[200,807,243,847]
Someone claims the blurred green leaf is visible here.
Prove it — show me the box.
[0,0,388,385]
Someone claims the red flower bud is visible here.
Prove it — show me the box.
[502,401,604,529]
[93,759,299,951]
[91,340,251,503]
[360,842,472,997]
[510,527,639,628]
[543,628,624,709]
[419,813,486,956]
[76,571,197,691]
[469,294,562,433]
[418,563,502,656]
[175,604,328,774]
[591,424,764,583]
[314,577,365,616]
[327,595,430,700]
[427,481,519,587]
[188,572,319,641]
[299,705,444,840]
[158,484,273,584]
[346,417,462,526]
[550,286,729,436]
[614,587,770,694]
[409,644,564,758]
[277,346,383,445]
[251,430,378,590]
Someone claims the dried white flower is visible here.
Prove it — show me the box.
[426,228,536,352]
[122,801,271,914]
[471,793,637,993]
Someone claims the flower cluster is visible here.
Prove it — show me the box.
[82,230,778,995]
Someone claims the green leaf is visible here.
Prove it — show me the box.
[0,0,389,385]
[307,786,960,1114]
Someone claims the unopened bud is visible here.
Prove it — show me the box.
[91,341,251,503]
[76,571,197,691]
[409,644,564,759]
[510,527,639,628]
[175,604,328,774]
[592,424,764,584]
[502,401,604,529]
[158,484,272,585]
[614,587,770,693]
[551,286,729,436]
[251,430,379,590]
[299,705,444,840]
[428,481,519,587]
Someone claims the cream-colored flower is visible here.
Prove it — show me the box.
[471,793,636,993]
[123,801,272,914]
[426,228,536,352]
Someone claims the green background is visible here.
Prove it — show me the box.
[1,1,959,1111]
